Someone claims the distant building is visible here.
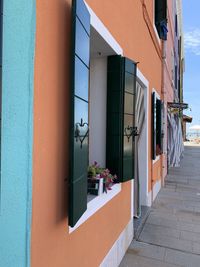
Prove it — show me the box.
[183,115,193,141]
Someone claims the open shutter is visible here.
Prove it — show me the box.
[106,56,137,182]
[155,0,168,40]
[156,99,162,154]
[152,92,156,160]
[69,0,90,227]
[106,55,123,179]
[161,101,164,153]
[122,58,137,182]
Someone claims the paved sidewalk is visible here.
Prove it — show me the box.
[120,145,200,267]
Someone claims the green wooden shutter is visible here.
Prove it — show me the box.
[155,0,167,40]
[123,58,136,182]
[106,56,137,182]
[156,99,162,154]
[69,0,90,227]
[152,92,156,160]
[161,101,164,153]
[106,55,123,180]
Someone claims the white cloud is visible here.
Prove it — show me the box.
[184,29,200,56]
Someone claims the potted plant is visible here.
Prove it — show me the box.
[88,161,118,195]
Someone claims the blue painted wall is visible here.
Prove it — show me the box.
[0,0,35,266]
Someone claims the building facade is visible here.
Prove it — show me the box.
[0,0,184,266]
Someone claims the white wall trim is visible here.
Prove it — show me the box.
[152,179,161,201]
[152,0,162,45]
[153,155,160,164]
[147,179,162,207]
[131,68,149,213]
[137,68,149,88]
[147,190,152,207]
[100,219,133,267]
[152,88,160,99]
[89,57,107,166]
[69,184,121,233]
[85,1,123,56]
[131,180,134,218]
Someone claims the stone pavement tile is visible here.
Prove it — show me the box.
[146,213,179,229]
[128,241,165,261]
[186,176,200,181]
[159,191,200,202]
[165,248,200,267]
[165,184,177,190]
[158,192,183,199]
[175,212,197,223]
[151,209,194,223]
[153,208,200,225]
[188,180,200,186]
[162,187,176,192]
[142,223,180,239]
[151,204,200,224]
[150,209,178,218]
[139,230,193,253]
[156,196,184,204]
[179,221,200,234]
[153,199,195,212]
[176,184,200,192]
[179,192,200,201]
[166,180,188,186]
[180,230,200,243]
[192,215,200,224]
[192,242,200,254]
[194,206,200,213]
[120,254,183,267]
[183,200,200,208]
[121,146,200,266]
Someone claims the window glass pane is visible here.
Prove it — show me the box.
[75,56,89,101]
[124,114,133,132]
[74,97,88,182]
[124,92,134,114]
[75,18,90,67]
[125,73,134,94]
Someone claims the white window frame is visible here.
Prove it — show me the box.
[153,0,161,45]
[69,2,123,233]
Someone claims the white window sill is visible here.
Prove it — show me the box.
[69,183,121,233]
[153,155,160,164]
[153,24,161,45]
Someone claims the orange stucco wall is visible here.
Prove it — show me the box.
[165,0,176,103]
[85,0,162,193]
[31,1,163,266]
[161,0,177,180]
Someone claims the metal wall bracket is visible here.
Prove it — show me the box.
[75,118,89,148]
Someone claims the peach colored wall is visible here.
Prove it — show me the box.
[161,0,177,180]
[85,0,163,193]
[165,0,176,103]
[31,0,163,266]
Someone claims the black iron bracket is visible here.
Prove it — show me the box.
[75,118,89,148]
[124,126,139,142]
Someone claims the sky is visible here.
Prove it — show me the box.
[183,0,200,127]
